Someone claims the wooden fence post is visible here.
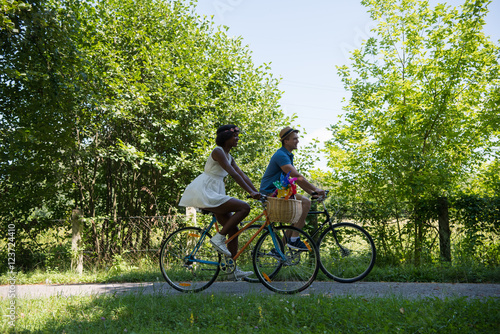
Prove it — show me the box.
[71,209,83,274]
[186,207,197,226]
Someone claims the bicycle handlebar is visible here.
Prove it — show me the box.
[246,190,330,204]
[245,190,330,202]
[311,190,329,202]
[246,194,268,204]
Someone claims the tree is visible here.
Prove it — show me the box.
[1,0,286,269]
[69,0,285,218]
[1,0,83,225]
[0,0,85,268]
[326,0,500,264]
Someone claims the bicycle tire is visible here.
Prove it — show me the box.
[318,222,376,283]
[236,224,262,283]
[253,226,319,294]
[159,227,220,292]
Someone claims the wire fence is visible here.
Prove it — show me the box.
[9,214,191,272]
[79,215,183,269]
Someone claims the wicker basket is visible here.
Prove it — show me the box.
[266,197,302,225]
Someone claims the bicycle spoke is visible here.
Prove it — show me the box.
[159,227,220,292]
[236,224,262,283]
[319,223,376,282]
[253,226,319,294]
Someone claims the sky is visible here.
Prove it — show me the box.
[193,0,500,169]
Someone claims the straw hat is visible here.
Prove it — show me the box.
[279,126,299,141]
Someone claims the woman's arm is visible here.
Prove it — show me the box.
[212,148,260,198]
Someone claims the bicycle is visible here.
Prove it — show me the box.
[240,191,376,283]
[309,191,376,282]
[159,196,320,294]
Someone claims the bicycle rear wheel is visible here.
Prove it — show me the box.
[318,222,376,282]
[253,226,319,294]
[159,227,220,292]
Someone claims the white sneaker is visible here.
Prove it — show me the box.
[228,266,254,281]
[210,233,231,257]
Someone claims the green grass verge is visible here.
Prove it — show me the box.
[0,268,163,285]
[363,263,500,283]
[1,293,498,333]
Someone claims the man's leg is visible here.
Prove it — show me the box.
[292,194,311,237]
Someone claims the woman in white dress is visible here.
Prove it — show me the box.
[179,124,261,279]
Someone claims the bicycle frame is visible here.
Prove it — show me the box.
[306,196,357,258]
[307,199,333,240]
[183,215,219,267]
[185,204,289,268]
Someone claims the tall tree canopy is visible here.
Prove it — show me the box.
[326,0,499,262]
[1,0,286,229]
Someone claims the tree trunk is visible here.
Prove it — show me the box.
[414,219,422,266]
[438,196,451,262]
[413,205,423,266]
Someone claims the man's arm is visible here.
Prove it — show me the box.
[280,164,325,196]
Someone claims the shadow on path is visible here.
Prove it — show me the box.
[2,281,499,299]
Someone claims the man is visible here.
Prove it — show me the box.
[260,126,326,249]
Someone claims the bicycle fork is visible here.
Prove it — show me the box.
[267,225,288,261]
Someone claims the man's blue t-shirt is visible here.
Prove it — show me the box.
[260,146,294,194]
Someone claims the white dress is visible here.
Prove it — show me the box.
[179,147,233,209]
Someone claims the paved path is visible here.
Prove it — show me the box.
[2,282,499,299]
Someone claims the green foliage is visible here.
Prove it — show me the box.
[107,251,138,276]
[452,194,500,265]
[1,0,286,220]
[1,0,82,235]
[369,262,500,283]
[1,0,287,269]
[325,0,500,264]
[66,0,285,217]
[0,0,31,31]
[460,155,500,196]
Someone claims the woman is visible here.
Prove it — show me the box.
[179,124,261,280]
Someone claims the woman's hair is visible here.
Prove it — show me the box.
[215,124,239,146]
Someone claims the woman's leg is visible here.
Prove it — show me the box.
[208,198,251,256]
[213,211,239,256]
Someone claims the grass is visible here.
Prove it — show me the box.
[1,264,499,333]
[1,292,498,333]
[361,263,500,284]
[0,268,162,285]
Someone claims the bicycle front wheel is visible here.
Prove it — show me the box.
[253,226,319,294]
[318,222,376,283]
[159,227,220,292]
